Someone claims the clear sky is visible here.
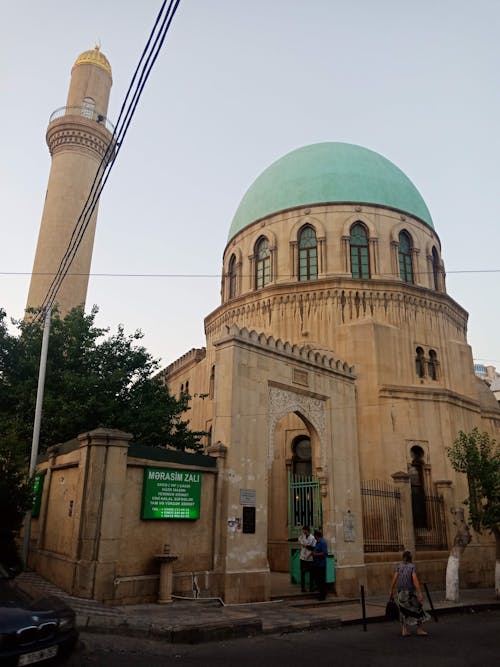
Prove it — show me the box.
[1,0,499,369]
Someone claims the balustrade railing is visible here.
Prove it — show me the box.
[49,106,114,132]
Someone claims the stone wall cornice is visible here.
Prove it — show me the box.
[379,384,481,411]
[214,323,355,379]
[160,347,207,379]
[204,279,468,339]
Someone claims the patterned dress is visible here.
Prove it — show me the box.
[395,562,430,626]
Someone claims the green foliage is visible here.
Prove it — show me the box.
[0,306,206,457]
[0,450,33,568]
[447,427,500,534]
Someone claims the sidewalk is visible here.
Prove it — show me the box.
[18,571,500,644]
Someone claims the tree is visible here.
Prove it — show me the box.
[447,427,500,598]
[0,306,206,458]
[0,450,33,571]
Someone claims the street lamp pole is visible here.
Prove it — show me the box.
[22,306,52,567]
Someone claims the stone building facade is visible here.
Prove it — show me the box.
[161,142,500,599]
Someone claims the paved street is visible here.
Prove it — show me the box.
[65,609,499,667]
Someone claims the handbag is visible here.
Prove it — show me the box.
[385,598,399,621]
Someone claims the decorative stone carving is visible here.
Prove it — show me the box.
[268,385,327,469]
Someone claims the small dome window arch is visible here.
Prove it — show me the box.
[428,349,439,380]
[350,222,370,279]
[228,254,237,299]
[209,365,215,400]
[298,225,318,281]
[415,347,425,378]
[432,247,440,291]
[409,445,427,529]
[255,236,271,289]
[398,230,414,284]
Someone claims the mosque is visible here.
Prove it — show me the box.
[28,47,499,600]
[160,140,500,595]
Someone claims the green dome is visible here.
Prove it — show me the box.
[228,142,433,240]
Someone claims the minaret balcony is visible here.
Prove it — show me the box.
[49,106,115,133]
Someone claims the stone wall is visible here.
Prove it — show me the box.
[30,429,218,605]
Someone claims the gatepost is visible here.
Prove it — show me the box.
[73,428,132,602]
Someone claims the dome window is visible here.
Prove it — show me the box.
[228,254,237,299]
[415,347,425,378]
[350,222,370,279]
[432,247,440,291]
[298,225,318,281]
[428,349,439,381]
[255,237,271,289]
[398,231,414,284]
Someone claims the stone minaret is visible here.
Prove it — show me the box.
[26,46,113,315]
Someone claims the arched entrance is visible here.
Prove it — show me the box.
[267,405,323,577]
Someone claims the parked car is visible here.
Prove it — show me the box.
[0,562,78,665]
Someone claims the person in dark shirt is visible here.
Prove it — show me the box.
[312,529,328,600]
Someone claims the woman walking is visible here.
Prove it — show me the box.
[389,550,430,637]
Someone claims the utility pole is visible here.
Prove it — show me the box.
[22,306,52,567]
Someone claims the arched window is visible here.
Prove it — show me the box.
[185,380,189,396]
[398,231,414,284]
[415,347,425,378]
[228,255,237,298]
[432,247,440,291]
[292,436,312,477]
[292,436,314,527]
[209,365,215,399]
[409,446,427,529]
[81,97,95,119]
[298,225,318,281]
[350,222,370,279]
[255,237,271,289]
[428,349,438,380]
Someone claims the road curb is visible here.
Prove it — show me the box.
[77,614,263,644]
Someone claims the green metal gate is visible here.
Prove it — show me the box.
[288,472,322,584]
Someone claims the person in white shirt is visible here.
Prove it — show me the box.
[298,525,316,593]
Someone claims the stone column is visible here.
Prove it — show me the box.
[391,472,415,554]
[207,442,228,584]
[248,254,255,291]
[369,238,379,277]
[426,254,434,290]
[290,241,297,279]
[318,237,326,276]
[269,244,277,284]
[341,235,350,275]
[412,248,421,284]
[390,240,399,279]
[73,428,132,601]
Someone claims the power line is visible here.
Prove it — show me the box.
[34,0,182,321]
[5,268,500,278]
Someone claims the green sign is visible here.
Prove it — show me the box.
[32,473,45,518]
[141,467,201,520]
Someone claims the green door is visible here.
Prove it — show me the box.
[288,472,322,584]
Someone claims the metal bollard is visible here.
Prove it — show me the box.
[423,582,438,622]
[360,584,367,631]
